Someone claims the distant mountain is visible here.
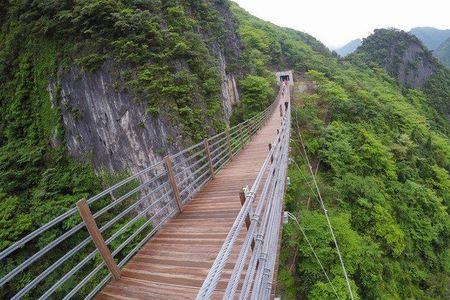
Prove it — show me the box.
[351,28,438,88]
[435,37,450,68]
[351,28,450,120]
[410,27,450,50]
[334,38,362,56]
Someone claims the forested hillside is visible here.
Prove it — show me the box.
[230,4,450,300]
[1,1,449,299]
[351,29,450,121]
[410,27,450,51]
[0,1,245,298]
[435,37,450,68]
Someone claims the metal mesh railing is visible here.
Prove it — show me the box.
[0,90,281,299]
[196,87,291,300]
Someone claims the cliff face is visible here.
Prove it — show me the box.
[49,64,176,174]
[351,28,450,121]
[48,1,243,174]
[213,0,242,120]
[352,29,438,88]
[396,41,436,88]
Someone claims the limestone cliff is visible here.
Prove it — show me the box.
[352,29,438,88]
[47,1,243,175]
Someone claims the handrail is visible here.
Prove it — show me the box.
[0,87,282,299]
[196,85,291,300]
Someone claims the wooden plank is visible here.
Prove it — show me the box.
[164,156,183,213]
[97,90,286,299]
[203,139,215,179]
[76,199,121,280]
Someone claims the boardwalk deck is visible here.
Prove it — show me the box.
[97,92,288,299]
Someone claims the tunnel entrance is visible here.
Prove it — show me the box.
[275,70,293,85]
[280,75,290,82]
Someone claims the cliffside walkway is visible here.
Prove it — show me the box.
[0,82,291,300]
[98,88,289,300]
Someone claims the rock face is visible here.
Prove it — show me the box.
[216,46,240,120]
[396,42,436,88]
[50,64,179,175]
[212,0,242,120]
[50,2,243,175]
[353,29,438,88]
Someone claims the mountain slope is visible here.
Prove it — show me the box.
[410,26,450,50]
[351,28,450,120]
[435,37,450,68]
[228,7,450,299]
[335,38,362,56]
[351,28,438,88]
[0,1,449,299]
[0,1,246,298]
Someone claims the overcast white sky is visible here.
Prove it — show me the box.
[231,0,450,49]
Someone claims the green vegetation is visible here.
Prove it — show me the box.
[229,2,331,124]
[229,5,450,299]
[282,69,449,298]
[435,37,450,68]
[351,28,450,127]
[0,0,233,297]
[1,0,229,143]
[231,75,274,123]
[1,1,449,299]
[350,29,436,84]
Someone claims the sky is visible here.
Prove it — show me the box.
[231,0,450,49]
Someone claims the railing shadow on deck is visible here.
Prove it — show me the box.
[0,89,282,300]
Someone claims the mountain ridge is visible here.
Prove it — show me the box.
[335,27,450,67]
[335,38,362,56]
[0,2,449,299]
[435,36,450,68]
[410,26,450,50]
[350,28,450,121]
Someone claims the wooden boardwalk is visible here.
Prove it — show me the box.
[97,93,287,299]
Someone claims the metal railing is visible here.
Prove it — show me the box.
[0,91,281,299]
[196,87,291,300]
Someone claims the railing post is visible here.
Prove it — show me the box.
[268,143,273,163]
[204,139,215,179]
[226,128,232,161]
[239,124,244,148]
[76,199,121,280]
[239,191,255,251]
[164,156,183,213]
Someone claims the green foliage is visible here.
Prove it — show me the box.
[280,65,450,299]
[423,67,450,118]
[350,28,450,123]
[1,1,449,299]
[0,0,232,297]
[231,75,274,123]
[2,0,228,143]
[230,9,450,297]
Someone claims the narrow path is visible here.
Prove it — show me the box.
[98,87,289,299]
